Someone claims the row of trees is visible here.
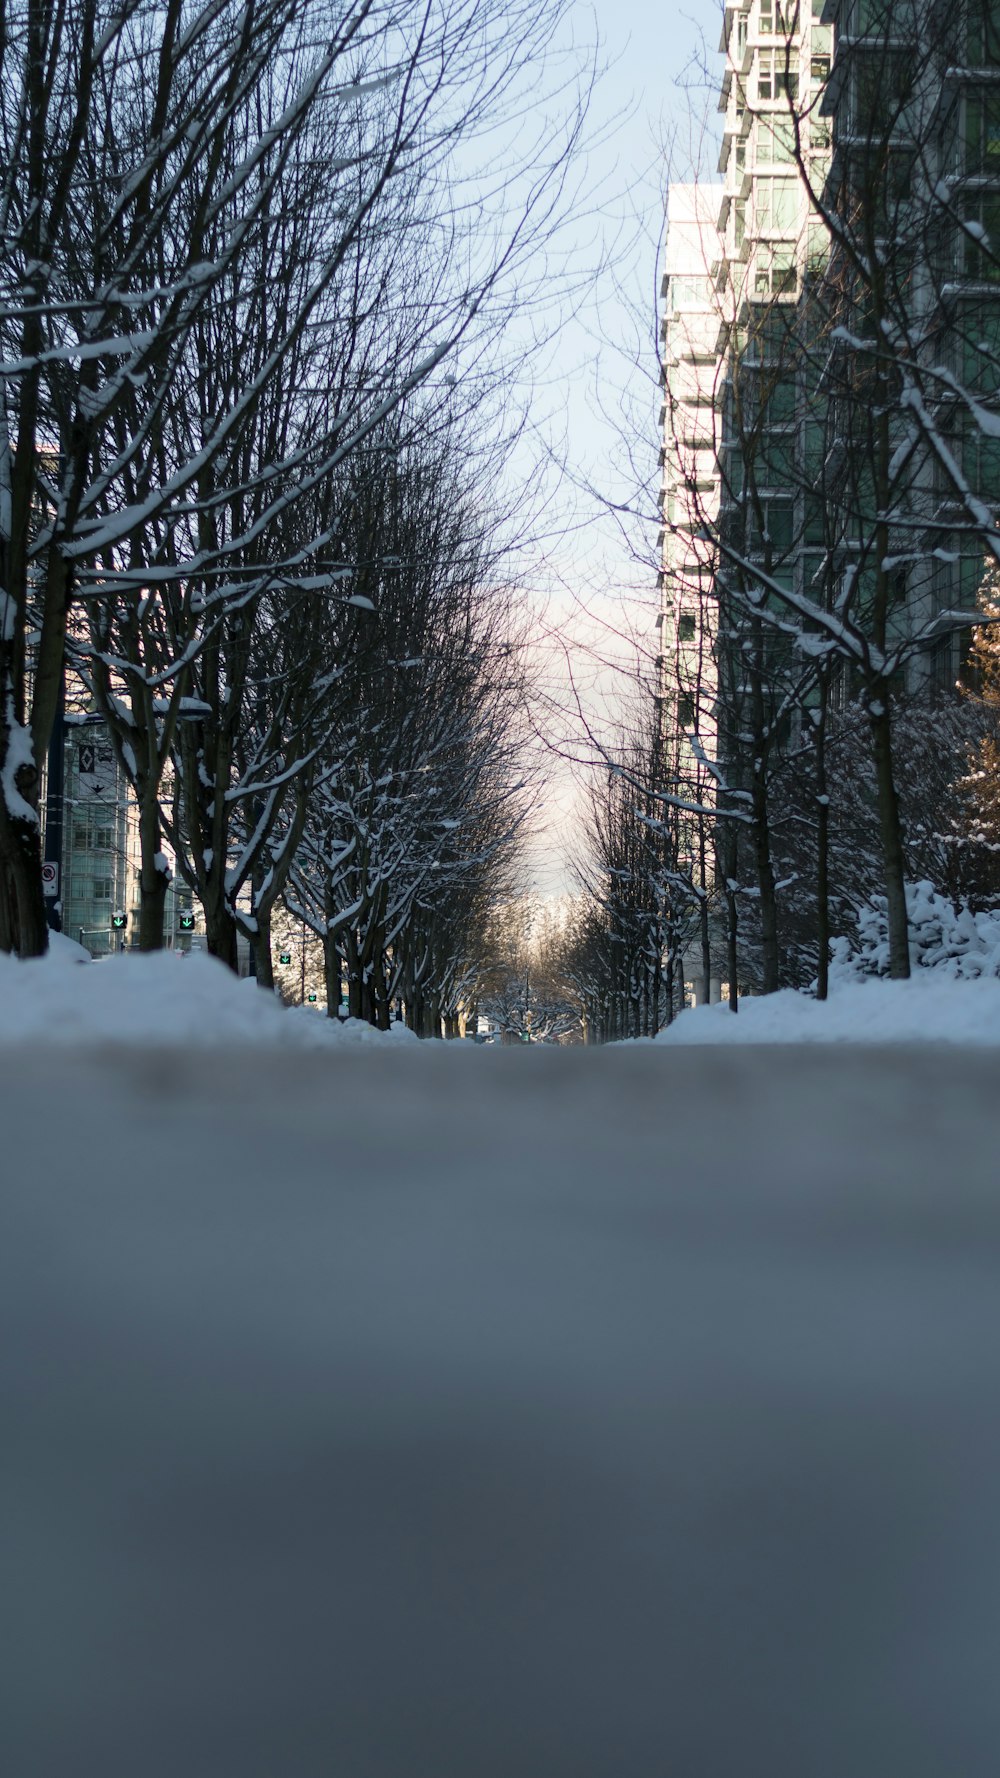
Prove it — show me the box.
[575,0,1000,1031]
[0,0,591,1025]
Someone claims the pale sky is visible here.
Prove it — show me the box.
[522,0,720,897]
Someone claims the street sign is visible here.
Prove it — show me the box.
[278,951,292,966]
[41,861,59,898]
[111,911,127,930]
[77,741,114,798]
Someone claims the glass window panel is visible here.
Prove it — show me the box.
[966,92,1000,174]
[968,0,1000,66]
[963,303,1000,392]
[804,494,826,544]
[764,374,797,423]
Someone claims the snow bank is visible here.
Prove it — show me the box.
[0,947,417,1048]
[832,880,1000,983]
[656,971,1000,1047]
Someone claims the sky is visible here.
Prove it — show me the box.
[521,0,720,898]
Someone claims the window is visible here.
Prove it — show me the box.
[965,90,1000,175]
[757,49,799,102]
[962,302,1000,393]
[804,416,825,472]
[756,177,799,232]
[763,372,797,423]
[677,692,696,728]
[93,877,114,901]
[806,221,828,272]
[73,826,89,851]
[853,0,917,31]
[758,434,796,485]
[810,115,831,152]
[759,0,798,35]
[758,116,796,163]
[678,612,697,641]
[968,0,1000,67]
[964,427,1000,500]
[94,826,114,851]
[850,50,912,135]
[755,242,798,295]
[804,493,826,545]
[963,194,1000,280]
[671,275,713,308]
[749,497,794,553]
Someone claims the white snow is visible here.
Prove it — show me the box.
[0,947,416,1048]
[655,973,1000,1047]
[1,710,38,825]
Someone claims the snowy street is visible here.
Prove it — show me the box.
[6,1037,1000,1776]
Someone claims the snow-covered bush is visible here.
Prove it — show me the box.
[830,881,1000,984]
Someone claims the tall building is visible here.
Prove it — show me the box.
[658,184,723,1003]
[715,0,832,612]
[819,0,1000,687]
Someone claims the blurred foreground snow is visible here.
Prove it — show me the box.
[4,1027,1000,1776]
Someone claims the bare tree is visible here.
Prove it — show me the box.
[0,0,594,957]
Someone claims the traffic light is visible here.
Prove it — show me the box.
[306,992,318,1004]
[111,911,127,931]
[179,912,195,932]
[278,951,292,966]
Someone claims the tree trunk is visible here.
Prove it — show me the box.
[0,854,16,953]
[254,908,275,992]
[323,931,340,1015]
[204,898,239,973]
[138,868,168,952]
[699,829,712,1001]
[870,692,910,980]
[9,814,48,957]
[720,825,739,1012]
[345,931,363,1019]
[137,796,168,951]
[815,686,830,1001]
[751,768,780,994]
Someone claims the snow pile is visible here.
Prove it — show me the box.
[657,971,1000,1047]
[0,946,417,1048]
[654,882,1000,1047]
[831,880,1000,983]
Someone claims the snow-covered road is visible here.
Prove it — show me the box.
[5,1040,1000,1776]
